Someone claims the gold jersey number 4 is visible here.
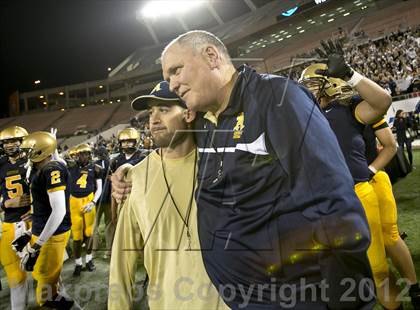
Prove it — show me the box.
[76,173,88,189]
[5,175,23,199]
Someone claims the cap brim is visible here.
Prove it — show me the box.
[131,95,182,111]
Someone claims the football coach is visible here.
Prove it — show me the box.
[113,30,375,309]
[160,30,374,309]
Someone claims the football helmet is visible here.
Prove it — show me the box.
[299,63,331,91]
[325,77,356,101]
[0,126,28,157]
[76,143,92,154]
[300,63,354,101]
[118,128,139,153]
[75,143,92,166]
[21,131,57,163]
[68,147,78,159]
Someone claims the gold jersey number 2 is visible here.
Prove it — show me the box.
[76,173,88,189]
[51,170,61,185]
[5,175,23,199]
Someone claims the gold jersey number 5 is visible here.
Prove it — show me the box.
[5,175,23,199]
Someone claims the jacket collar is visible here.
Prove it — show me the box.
[203,65,255,124]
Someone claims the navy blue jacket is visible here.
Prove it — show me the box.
[194,65,374,309]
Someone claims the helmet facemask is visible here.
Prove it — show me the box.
[77,151,91,167]
[3,138,22,157]
[120,139,137,155]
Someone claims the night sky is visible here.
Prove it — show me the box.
[0,1,155,118]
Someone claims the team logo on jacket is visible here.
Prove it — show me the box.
[233,112,245,139]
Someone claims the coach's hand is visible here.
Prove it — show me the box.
[315,39,354,80]
[4,194,31,209]
[111,164,133,204]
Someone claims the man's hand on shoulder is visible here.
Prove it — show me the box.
[4,194,31,209]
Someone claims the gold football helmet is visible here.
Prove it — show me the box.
[75,143,92,165]
[0,126,28,141]
[76,143,92,154]
[68,147,78,159]
[299,64,329,84]
[117,128,140,143]
[300,63,355,101]
[21,131,57,163]
[0,126,29,156]
[324,77,355,101]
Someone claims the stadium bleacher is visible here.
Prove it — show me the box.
[0,0,418,148]
[1,1,420,309]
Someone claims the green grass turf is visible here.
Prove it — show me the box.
[387,149,420,310]
[0,150,419,309]
[393,150,420,279]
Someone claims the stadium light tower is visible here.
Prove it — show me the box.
[139,1,206,19]
[137,0,208,44]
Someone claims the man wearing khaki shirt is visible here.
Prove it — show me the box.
[108,81,227,310]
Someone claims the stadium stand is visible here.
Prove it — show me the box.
[53,104,119,136]
[1,0,418,150]
[0,117,16,129]
[59,134,90,150]
[106,102,136,128]
[1,110,64,133]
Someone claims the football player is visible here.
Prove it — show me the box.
[109,128,144,229]
[67,143,103,276]
[19,131,73,309]
[0,126,30,310]
[300,39,404,309]
[364,120,420,309]
[92,146,113,258]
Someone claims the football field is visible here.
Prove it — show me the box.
[0,150,419,309]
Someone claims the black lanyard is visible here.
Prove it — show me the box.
[160,149,197,250]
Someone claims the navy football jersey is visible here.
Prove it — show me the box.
[68,162,103,198]
[323,98,371,183]
[109,151,144,173]
[363,118,389,165]
[30,161,71,236]
[0,158,31,223]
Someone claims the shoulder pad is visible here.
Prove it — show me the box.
[43,161,66,173]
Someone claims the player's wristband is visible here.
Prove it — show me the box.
[347,70,363,87]
[368,165,377,174]
[32,242,42,251]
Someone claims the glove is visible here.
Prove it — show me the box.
[82,201,95,213]
[20,244,40,272]
[12,230,32,253]
[25,160,32,183]
[50,128,57,138]
[315,39,354,80]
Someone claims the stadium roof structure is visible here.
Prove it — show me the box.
[109,0,318,78]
